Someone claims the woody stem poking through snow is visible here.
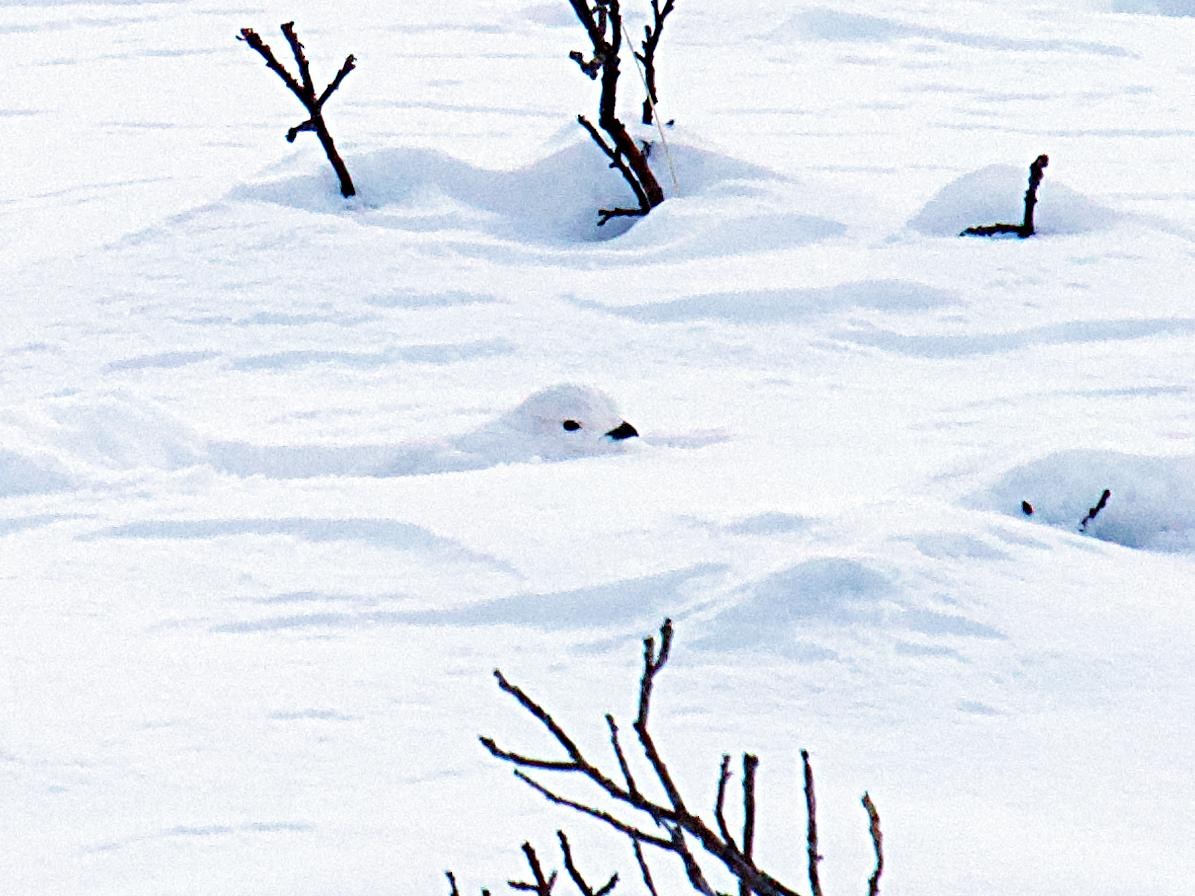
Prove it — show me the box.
[238,22,357,198]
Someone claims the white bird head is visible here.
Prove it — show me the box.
[481,384,639,460]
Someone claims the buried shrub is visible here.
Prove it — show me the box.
[961,154,1049,238]
[455,619,883,896]
[238,22,357,198]
[567,0,669,225]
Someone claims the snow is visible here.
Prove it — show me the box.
[3,1,1195,895]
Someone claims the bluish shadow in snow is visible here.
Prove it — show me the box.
[212,563,727,635]
[902,532,1011,562]
[363,290,502,309]
[910,164,1120,236]
[974,449,1195,552]
[1111,0,1195,15]
[835,317,1195,358]
[723,512,816,536]
[694,557,1004,657]
[84,820,313,856]
[229,338,513,372]
[0,450,73,496]
[777,8,1131,56]
[103,350,219,372]
[79,517,513,569]
[575,279,957,325]
[0,514,85,537]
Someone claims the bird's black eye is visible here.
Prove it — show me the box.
[562,420,581,431]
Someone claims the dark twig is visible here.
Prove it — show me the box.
[635,0,676,125]
[577,114,650,222]
[862,793,884,896]
[801,750,823,896]
[512,771,675,850]
[961,154,1049,238]
[447,871,462,896]
[607,715,640,798]
[509,842,558,896]
[566,0,664,224]
[1079,489,1112,532]
[481,620,889,896]
[667,825,717,896]
[741,754,759,896]
[237,22,357,197]
[629,836,661,896]
[558,831,619,896]
[715,755,737,850]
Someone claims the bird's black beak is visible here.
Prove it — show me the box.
[605,421,639,441]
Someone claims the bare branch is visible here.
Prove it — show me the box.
[479,738,582,772]
[237,28,305,99]
[490,669,590,766]
[279,22,315,99]
[862,794,884,896]
[962,154,1049,238]
[635,0,676,124]
[1079,489,1112,533]
[801,751,823,896]
[740,754,759,896]
[513,771,674,850]
[317,54,357,107]
[566,0,665,222]
[715,754,737,850]
[607,715,640,798]
[629,836,661,896]
[634,620,687,816]
[237,22,356,197]
[667,824,718,896]
[559,831,619,896]
[577,115,650,215]
[509,842,557,896]
[447,871,461,896]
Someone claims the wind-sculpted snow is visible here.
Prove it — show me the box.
[978,450,1195,552]
[211,563,726,635]
[575,279,958,324]
[776,7,1131,55]
[234,139,793,246]
[213,384,642,479]
[910,164,1121,236]
[693,557,1005,658]
[7,1,1195,894]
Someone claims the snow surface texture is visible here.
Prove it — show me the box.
[4,1,1195,896]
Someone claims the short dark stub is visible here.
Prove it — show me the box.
[605,421,639,440]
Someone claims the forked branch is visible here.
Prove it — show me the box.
[635,0,677,125]
[566,0,665,224]
[238,22,357,198]
[479,619,883,896]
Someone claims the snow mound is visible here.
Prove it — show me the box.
[0,393,204,490]
[39,393,206,471]
[693,556,1005,659]
[977,450,1195,552]
[910,164,1120,236]
[213,384,641,479]
[233,139,795,245]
